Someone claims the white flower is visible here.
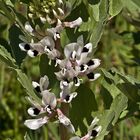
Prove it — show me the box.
[19,35,58,58]
[42,90,57,113]
[64,17,83,28]
[32,75,57,114]
[57,109,75,133]
[81,117,102,140]
[24,116,48,130]
[25,22,34,34]
[60,81,77,103]
[32,75,49,93]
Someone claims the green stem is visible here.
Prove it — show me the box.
[60,103,70,140]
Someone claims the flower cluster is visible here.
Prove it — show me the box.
[25,75,75,133]
[19,0,102,139]
[55,37,101,88]
[19,17,82,59]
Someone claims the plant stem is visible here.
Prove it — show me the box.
[60,103,69,140]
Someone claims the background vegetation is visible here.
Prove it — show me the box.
[0,0,140,140]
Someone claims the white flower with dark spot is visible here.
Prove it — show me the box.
[59,81,77,103]
[55,37,101,86]
[24,116,48,130]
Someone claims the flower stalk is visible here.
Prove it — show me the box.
[60,103,70,140]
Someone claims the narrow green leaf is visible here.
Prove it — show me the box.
[0,1,15,22]
[0,45,17,68]
[16,69,42,104]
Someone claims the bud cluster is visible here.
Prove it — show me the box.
[28,0,71,24]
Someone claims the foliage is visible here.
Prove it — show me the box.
[0,0,140,140]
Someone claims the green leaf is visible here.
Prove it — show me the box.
[88,0,101,22]
[68,0,82,9]
[9,24,26,66]
[0,45,17,68]
[95,94,127,140]
[94,110,115,140]
[122,0,140,18]
[109,0,123,17]
[111,67,140,85]
[39,54,59,94]
[100,85,113,109]
[70,84,98,135]
[79,0,109,48]
[131,0,140,7]
[101,77,121,98]
[110,94,128,125]
[16,69,42,104]
[0,1,15,22]
[117,83,140,102]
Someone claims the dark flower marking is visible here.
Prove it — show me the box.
[24,44,31,50]
[33,108,40,115]
[91,129,98,137]
[33,50,38,56]
[87,60,95,66]
[82,47,89,53]
[87,73,94,79]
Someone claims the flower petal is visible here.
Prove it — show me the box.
[27,107,41,116]
[64,43,79,59]
[57,108,71,125]
[32,81,41,92]
[42,90,57,109]
[19,43,31,51]
[24,117,48,130]
[64,17,82,28]
[57,109,75,133]
[63,92,77,103]
[39,75,49,91]
[82,43,92,54]
[25,22,34,33]
[40,36,55,49]
[89,125,102,138]
[86,59,101,72]
[27,50,39,57]
[86,73,101,81]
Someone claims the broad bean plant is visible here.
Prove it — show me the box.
[0,0,140,140]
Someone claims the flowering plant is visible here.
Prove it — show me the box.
[0,0,140,140]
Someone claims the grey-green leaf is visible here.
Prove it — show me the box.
[16,69,42,104]
[0,45,17,68]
